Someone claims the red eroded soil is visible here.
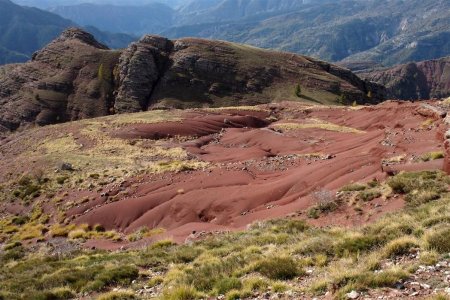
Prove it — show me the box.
[68,101,448,245]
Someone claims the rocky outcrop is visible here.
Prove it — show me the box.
[114,35,173,113]
[0,28,385,137]
[361,57,450,100]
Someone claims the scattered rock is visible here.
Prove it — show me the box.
[60,162,74,171]
[346,290,359,299]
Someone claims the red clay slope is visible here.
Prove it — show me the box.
[71,101,448,243]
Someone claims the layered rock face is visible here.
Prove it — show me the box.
[114,35,173,113]
[0,28,384,137]
[361,57,450,100]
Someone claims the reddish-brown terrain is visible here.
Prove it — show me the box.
[361,56,450,100]
[1,100,447,248]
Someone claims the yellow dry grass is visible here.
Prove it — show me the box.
[273,119,364,134]
[203,106,268,112]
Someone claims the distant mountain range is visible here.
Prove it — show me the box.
[26,0,450,70]
[0,0,135,64]
[3,0,450,76]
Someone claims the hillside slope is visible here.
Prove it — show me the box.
[1,100,449,299]
[360,57,450,100]
[0,28,383,137]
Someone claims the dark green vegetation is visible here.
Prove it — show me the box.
[0,0,135,64]
[2,171,450,299]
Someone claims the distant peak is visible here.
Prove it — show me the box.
[59,27,108,50]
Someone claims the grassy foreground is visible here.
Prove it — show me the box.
[2,171,450,300]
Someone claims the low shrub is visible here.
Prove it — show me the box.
[256,257,300,280]
[423,216,450,227]
[242,277,269,291]
[334,235,379,256]
[268,219,309,234]
[357,189,382,202]
[382,236,419,258]
[421,151,445,162]
[426,227,450,253]
[170,246,203,263]
[357,268,409,288]
[387,171,448,195]
[340,183,366,192]
[419,250,439,266]
[97,291,137,300]
[214,277,242,295]
[162,285,199,300]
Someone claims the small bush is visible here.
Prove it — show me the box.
[148,276,164,287]
[406,190,440,207]
[97,291,137,300]
[11,216,29,225]
[269,219,309,234]
[256,257,300,280]
[68,229,87,240]
[419,251,439,266]
[3,241,22,251]
[308,189,339,218]
[56,176,68,185]
[214,277,242,295]
[162,285,199,300]
[357,189,382,202]
[49,287,76,300]
[272,281,288,292]
[170,246,203,263]
[0,246,25,262]
[242,277,269,291]
[340,183,366,192]
[388,171,448,194]
[334,235,379,256]
[423,216,450,227]
[358,268,409,288]
[226,290,241,300]
[32,288,76,300]
[94,224,105,232]
[49,224,75,237]
[421,151,445,162]
[383,236,419,258]
[426,227,450,253]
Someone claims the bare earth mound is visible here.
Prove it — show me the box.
[1,100,448,248]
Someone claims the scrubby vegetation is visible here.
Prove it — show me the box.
[1,171,450,299]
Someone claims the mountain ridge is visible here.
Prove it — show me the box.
[0,27,383,137]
